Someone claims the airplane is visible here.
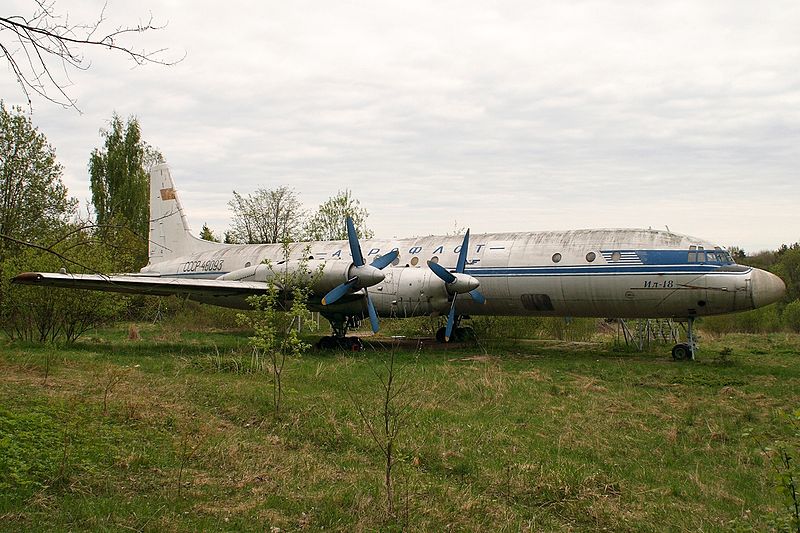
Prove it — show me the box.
[13,163,786,360]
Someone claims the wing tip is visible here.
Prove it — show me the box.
[12,272,44,284]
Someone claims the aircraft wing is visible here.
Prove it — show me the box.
[11,272,271,300]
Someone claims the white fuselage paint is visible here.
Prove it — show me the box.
[140,228,755,320]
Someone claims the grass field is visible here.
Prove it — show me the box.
[1,323,799,532]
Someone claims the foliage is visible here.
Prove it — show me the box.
[2,328,800,530]
[304,189,373,241]
[744,409,800,532]
[783,300,800,333]
[0,101,76,259]
[236,245,318,413]
[774,244,800,304]
[0,406,65,499]
[199,223,219,242]
[227,186,304,244]
[350,350,415,518]
[701,305,783,335]
[0,226,128,342]
[89,112,162,266]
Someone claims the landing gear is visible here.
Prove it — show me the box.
[317,336,363,351]
[435,325,476,343]
[316,314,364,351]
[671,316,696,361]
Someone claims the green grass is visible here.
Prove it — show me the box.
[1,323,799,531]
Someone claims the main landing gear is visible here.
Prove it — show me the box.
[316,314,364,351]
[434,314,477,343]
[435,326,476,343]
[671,316,697,361]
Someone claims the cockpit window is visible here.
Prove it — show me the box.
[689,246,733,264]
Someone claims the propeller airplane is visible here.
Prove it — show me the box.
[13,164,786,359]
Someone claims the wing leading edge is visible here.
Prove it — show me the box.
[12,272,270,300]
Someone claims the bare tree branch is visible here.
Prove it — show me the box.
[1,1,183,111]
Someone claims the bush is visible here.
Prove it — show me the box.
[782,299,800,333]
[0,235,128,342]
[701,305,783,335]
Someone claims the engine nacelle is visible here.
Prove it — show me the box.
[372,267,452,317]
[218,259,360,294]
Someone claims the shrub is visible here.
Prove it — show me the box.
[782,299,800,333]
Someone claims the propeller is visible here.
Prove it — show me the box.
[321,217,397,333]
[427,229,485,341]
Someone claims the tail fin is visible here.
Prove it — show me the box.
[147,163,224,265]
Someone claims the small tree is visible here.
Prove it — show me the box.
[228,187,304,244]
[89,113,162,241]
[305,189,373,241]
[237,245,317,414]
[1,225,128,342]
[199,223,219,242]
[350,350,415,517]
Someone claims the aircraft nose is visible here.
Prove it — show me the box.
[751,268,786,309]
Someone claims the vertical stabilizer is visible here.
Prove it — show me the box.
[147,164,224,265]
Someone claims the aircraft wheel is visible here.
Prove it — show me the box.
[317,336,336,350]
[347,337,363,352]
[671,343,691,361]
[435,327,447,343]
[457,326,476,341]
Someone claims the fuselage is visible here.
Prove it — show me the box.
[139,228,785,320]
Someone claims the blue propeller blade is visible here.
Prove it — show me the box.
[445,296,457,341]
[346,217,364,266]
[366,293,379,333]
[370,249,398,270]
[469,289,486,305]
[456,229,470,273]
[321,277,358,306]
[427,260,456,284]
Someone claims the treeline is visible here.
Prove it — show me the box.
[703,244,800,333]
[0,102,373,342]
[1,101,798,342]
[0,103,157,341]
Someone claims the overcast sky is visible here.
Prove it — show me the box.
[2,0,799,252]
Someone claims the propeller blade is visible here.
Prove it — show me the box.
[469,289,486,305]
[346,217,365,266]
[321,276,358,306]
[455,229,470,273]
[366,293,379,333]
[427,260,456,284]
[370,249,398,270]
[445,295,457,341]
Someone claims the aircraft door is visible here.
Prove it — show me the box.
[477,241,511,310]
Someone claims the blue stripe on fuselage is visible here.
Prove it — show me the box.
[465,265,748,277]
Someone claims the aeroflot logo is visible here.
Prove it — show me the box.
[327,243,491,258]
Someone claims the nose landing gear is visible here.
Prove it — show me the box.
[671,317,696,361]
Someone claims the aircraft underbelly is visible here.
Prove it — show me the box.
[494,272,745,319]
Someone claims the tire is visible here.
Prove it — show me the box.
[348,338,363,352]
[317,336,336,350]
[672,343,691,361]
[435,327,447,343]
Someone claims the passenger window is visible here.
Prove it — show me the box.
[688,252,697,262]
[585,252,596,262]
[552,253,562,263]
[611,251,621,262]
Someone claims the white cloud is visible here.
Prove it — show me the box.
[1,0,798,252]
